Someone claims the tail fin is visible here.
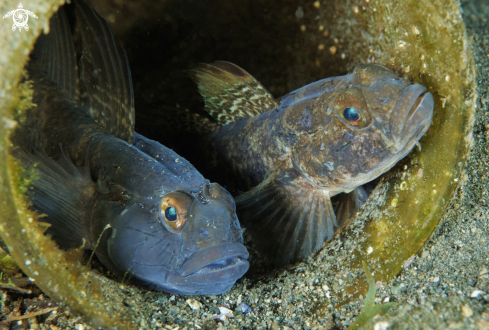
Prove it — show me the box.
[13,148,96,250]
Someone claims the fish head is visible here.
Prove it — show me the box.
[288,64,433,193]
[105,182,249,295]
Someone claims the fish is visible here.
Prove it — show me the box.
[10,1,249,295]
[179,61,434,265]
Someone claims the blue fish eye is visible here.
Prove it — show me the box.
[343,107,360,122]
[165,206,178,221]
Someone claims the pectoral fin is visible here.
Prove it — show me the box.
[188,61,279,125]
[235,162,337,265]
[333,186,369,226]
[13,148,96,250]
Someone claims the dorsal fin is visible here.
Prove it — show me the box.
[188,61,279,125]
[75,0,135,144]
[31,8,78,100]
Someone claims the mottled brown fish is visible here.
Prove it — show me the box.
[180,61,434,265]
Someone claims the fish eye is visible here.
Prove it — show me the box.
[333,87,370,129]
[343,107,361,123]
[164,206,177,221]
[160,192,194,231]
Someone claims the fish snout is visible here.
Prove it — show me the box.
[390,84,434,152]
[203,182,236,210]
[187,194,244,246]
[190,215,243,246]
[170,200,249,295]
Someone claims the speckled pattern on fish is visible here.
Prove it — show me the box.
[187,61,434,265]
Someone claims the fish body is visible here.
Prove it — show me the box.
[11,2,249,295]
[187,61,434,265]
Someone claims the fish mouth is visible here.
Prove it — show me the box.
[390,84,434,153]
[135,242,249,295]
[179,242,249,278]
[121,236,249,295]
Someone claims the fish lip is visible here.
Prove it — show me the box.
[178,242,249,277]
[390,84,434,152]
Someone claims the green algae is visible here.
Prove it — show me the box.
[0,250,18,276]
[346,261,395,329]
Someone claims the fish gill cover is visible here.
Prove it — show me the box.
[0,0,475,328]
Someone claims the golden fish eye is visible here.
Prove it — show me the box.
[161,200,185,230]
[160,192,193,231]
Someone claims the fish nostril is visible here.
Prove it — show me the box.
[234,228,246,241]
[198,228,210,239]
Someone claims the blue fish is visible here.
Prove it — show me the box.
[11,1,249,295]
